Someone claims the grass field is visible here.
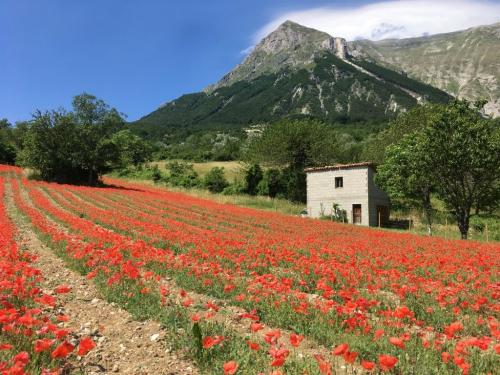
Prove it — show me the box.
[152,160,245,181]
[1,164,498,374]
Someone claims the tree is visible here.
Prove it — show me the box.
[244,164,263,195]
[71,93,124,184]
[110,129,153,169]
[19,93,125,184]
[246,119,339,202]
[376,133,436,235]
[203,167,228,193]
[421,100,500,239]
[376,100,500,239]
[362,104,441,163]
[257,168,284,198]
[0,119,16,164]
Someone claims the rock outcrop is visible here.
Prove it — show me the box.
[206,21,347,92]
[350,22,500,116]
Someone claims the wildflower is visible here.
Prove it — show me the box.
[77,337,96,356]
[223,361,238,374]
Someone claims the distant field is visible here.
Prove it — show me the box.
[152,160,245,181]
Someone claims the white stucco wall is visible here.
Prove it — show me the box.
[306,166,390,226]
[306,166,370,225]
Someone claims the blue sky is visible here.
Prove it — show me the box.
[1,0,499,123]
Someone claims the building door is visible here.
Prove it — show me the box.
[352,204,362,224]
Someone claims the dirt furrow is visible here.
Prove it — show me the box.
[5,179,198,375]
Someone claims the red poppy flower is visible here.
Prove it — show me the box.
[332,343,349,356]
[54,285,72,294]
[289,333,304,347]
[389,337,405,349]
[379,355,398,371]
[251,322,264,332]
[247,340,260,351]
[77,337,96,356]
[223,361,238,374]
[343,351,358,364]
[361,360,376,370]
[51,341,75,359]
[35,338,55,353]
[202,335,224,349]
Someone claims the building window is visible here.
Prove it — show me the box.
[335,177,343,188]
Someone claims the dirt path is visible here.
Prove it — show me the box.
[5,180,198,375]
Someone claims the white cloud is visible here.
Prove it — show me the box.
[240,45,255,55]
[255,0,500,42]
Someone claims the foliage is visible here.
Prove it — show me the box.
[165,161,201,188]
[110,129,153,169]
[243,164,263,195]
[376,120,437,235]
[257,168,285,198]
[352,59,452,104]
[377,100,500,239]
[203,167,229,193]
[0,119,16,164]
[247,119,339,202]
[420,100,500,239]
[362,104,442,163]
[18,93,125,184]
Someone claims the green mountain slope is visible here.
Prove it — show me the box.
[132,21,452,140]
[349,22,500,116]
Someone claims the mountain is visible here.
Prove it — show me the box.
[133,21,451,140]
[349,22,500,116]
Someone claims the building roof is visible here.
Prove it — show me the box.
[304,162,376,173]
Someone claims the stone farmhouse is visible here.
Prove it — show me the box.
[305,162,390,226]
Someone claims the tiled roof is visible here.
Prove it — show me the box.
[304,162,376,173]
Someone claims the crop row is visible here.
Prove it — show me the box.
[0,168,95,375]
[3,167,499,374]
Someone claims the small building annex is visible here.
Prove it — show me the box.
[305,162,390,227]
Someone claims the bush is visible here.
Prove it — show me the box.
[165,161,200,188]
[257,169,284,198]
[204,167,229,193]
[222,181,246,196]
[244,164,263,195]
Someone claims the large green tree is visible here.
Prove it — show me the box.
[246,119,339,202]
[362,104,441,163]
[20,93,125,184]
[376,133,436,235]
[421,100,500,239]
[377,100,500,239]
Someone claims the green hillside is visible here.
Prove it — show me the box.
[132,52,450,140]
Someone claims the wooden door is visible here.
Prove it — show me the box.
[352,204,362,224]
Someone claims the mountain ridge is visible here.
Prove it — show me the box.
[132,21,453,140]
[349,21,500,116]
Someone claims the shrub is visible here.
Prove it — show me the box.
[204,167,228,193]
[165,161,200,188]
[244,164,263,195]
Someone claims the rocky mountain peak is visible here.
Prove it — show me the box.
[206,21,348,92]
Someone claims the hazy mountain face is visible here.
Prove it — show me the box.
[350,22,500,116]
[133,21,453,138]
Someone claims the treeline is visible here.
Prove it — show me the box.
[0,93,152,184]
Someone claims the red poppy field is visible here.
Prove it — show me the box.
[0,165,499,374]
